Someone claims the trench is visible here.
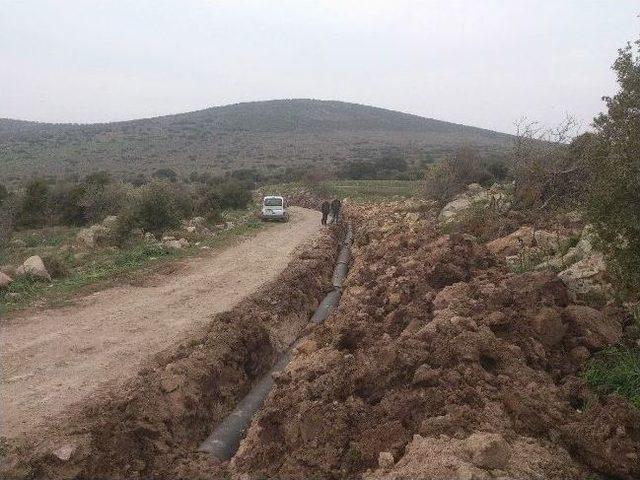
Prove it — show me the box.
[2,223,349,480]
[198,223,353,461]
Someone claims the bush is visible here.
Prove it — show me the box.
[587,39,640,299]
[115,181,182,242]
[424,148,491,204]
[216,180,252,210]
[193,184,223,223]
[510,117,586,210]
[0,183,7,206]
[152,168,178,182]
[19,178,51,227]
[81,181,129,224]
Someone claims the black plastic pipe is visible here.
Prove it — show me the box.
[198,223,353,459]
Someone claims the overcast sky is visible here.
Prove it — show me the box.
[1,0,638,133]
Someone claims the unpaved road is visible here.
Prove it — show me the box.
[1,207,320,439]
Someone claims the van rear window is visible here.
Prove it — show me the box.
[264,198,283,206]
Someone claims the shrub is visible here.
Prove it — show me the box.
[0,183,7,205]
[510,117,586,210]
[54,183,88,226]
[424,148,491,204]
[587,39,640,299]
[19,178,51,227]
[115,181,182,241]
[216,180,252,210]
[80,181,128,224]
[193,184,223,223]
[152,168,178,182]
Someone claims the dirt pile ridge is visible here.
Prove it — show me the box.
[230,200,639,479]
[0,228,337,480]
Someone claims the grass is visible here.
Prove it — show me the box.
[0,209,265,316]
[584,347,640,409]
[262,179,422,203]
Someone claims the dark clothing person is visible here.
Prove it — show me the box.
[320,200,330,225]
[330,198,341,224]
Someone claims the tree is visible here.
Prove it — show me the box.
[0,183,7,206]
[587,38,640,298]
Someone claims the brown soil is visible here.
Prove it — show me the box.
[0,207,336,479]
[229,201,639,480]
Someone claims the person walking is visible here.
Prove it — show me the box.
[330,198,341,224]
[320,200,330,225]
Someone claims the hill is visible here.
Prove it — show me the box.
[0,99,514,183]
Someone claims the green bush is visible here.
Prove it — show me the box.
[42,253,71,279]
[587,39,640,299]
[584,347,640,409]
[115,180,182,241]
[216,180,252,210]
[19,178,51,227]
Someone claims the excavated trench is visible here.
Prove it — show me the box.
[0,225,344,480]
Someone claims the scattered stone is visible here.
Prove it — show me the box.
[164,238,190,250]
[464,433,511,470]
[412,364,440,386]
[10,238,26,247]
[378,451,395,469]
[534,229,568,253]
[76,224,110,249]
[486,226,535,256]
[186,226,196,233]
[558,254,613,306]
[15,255,51,281]
[160,374,182,393]
[0,271,13,289]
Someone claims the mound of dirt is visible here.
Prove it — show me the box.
[230,201,639,479]
[0,229,338,480]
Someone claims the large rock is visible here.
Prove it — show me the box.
[464,433,511,470]
[76,224,110,249]
[558,254,613,306]
[563,305,622,349]
[487,226,535,256]
[15,255,51,281]
[534,229,568,253]
[0,271,13,289]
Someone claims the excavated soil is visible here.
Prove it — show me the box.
[4,200,639,480]
[229,201,639,480]
[0,224,338,480]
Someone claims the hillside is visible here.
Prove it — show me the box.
[0,99,513,183]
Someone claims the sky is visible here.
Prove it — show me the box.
[0,0,638,133]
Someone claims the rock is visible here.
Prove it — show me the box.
[186,226,196,233]
[189,216,206,227]
[15,255,51,281]
[10,238,26,247]
[531,307,567,347]
[0,271,13,289]
[486,226,535,256]
[558,254,613,306]
[569,346,591,364]
[296,339,319,355]
[484,311,509,327]
[464,433,511,470]
[144,232,156,242]
[162,235,176,242]
[378,451,395,469]
[101,215,119,230]
[534,230,568,253]
[76,224,110,249]
[563,305,622,349]
[164,238,189,250]
[225,221,235,230]
[52,444,76,461]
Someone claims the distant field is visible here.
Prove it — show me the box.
[263,179,422,203]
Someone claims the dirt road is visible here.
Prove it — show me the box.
[1,206,320,439]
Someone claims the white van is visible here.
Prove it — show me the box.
[260,196,289,222]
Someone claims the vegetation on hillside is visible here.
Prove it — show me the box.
[0,99,512,184]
